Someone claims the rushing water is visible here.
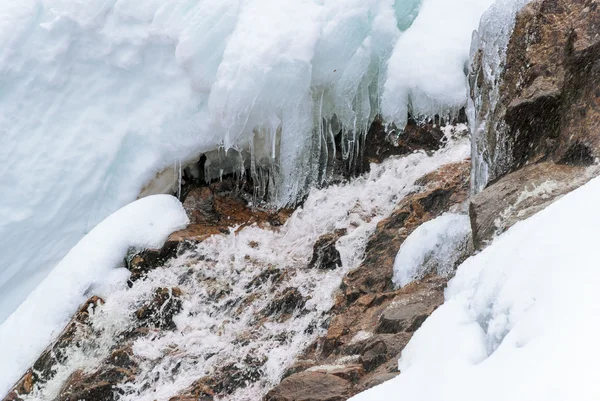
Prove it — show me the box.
[22,132,468,401]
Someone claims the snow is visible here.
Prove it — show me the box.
[350,177,600,400]
[13,137,470,401]
[0,0,496,323]
[382,0,496,127]
[393,213,471,288]
[0,195,188,398]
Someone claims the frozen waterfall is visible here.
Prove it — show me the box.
[0,0,494,323]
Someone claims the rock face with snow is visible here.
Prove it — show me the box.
[469,0,600,245]
[471,0,600,190]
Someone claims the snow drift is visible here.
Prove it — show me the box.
[350,175,600,400]
[0,0,493,322]
[0,195,188,398]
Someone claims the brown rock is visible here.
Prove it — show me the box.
[308,230,346,270]
[264,372,351,401]
[471,0,600,188]
[135,287,183,330]
[470,162,599,248]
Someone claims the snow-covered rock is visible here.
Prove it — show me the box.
[0,195,188,398]
[393,213,471,288]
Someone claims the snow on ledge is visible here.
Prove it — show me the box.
[0,195,189,398]
[351,175,600,401]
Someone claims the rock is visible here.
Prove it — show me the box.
[308,230,346,270]
[308,364,365,384]
[57,366,136,401]
[264,372,351,401]
[358,339,387,372]
[471,0,600,188]
[182,187,218,224]
[358,372,400,391]
[135,287,183,330]
[375,285,444,334]
[262,288,307,321]
[363,116,447,167]
[126,243,180,283]
[470,162,599,248]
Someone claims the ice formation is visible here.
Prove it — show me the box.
[468,0,533,193]
[350,177,600,401]
[5,138,469,401]
[382,0,495,126]
[0,195,188,398]
[0,0,496,323]
[393,213,471,288]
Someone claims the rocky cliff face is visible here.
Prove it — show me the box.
[470,0,600,246]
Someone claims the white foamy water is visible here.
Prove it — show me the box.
[19,135,468,401]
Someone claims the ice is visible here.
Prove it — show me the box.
[468,0,533,192]
[0,0,495,323]
[350,176,600,401]
[0,195,188,398]
[381,0,496,127]
[393,213,471,288]
[10,137,469,401]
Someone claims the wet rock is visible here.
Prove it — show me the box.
[363,116,446,167]
[126,243,180,283]
[308,230,346,270]
[470,162,599,248]
[264,371,351,401]
[57,366,136,401]
[245,266,284,289]
[136,287,183,330]
[262,288,307,320]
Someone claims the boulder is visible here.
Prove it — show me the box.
[264,372,351,401]
[470,162,599,248]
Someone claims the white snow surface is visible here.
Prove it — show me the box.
[0,0,495,322]
[393,213,471,288]
[351,177,600,400]
[382,0,495,126]
[0,195,188,398]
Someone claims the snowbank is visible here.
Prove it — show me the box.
[0,0,495,322]
[350,178,600,400]
[382,0,496,126]
[393,213,471,288]
[0,195,188,398]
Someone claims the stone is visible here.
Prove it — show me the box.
[264,371,351,401]
[308,230,346,270]
[135,287,183,330]
[470,162,599,248]
[262,288,306,320]
[471,0,600,187]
